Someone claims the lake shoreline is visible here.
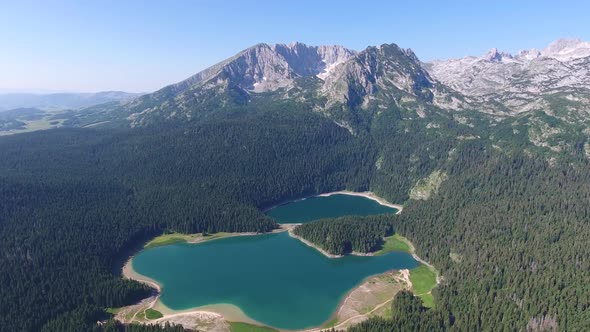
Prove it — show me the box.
[317,191,403,215]
[118,191,412,330]
[287,228,388,259]
[119,227,297,329]
[262,190,403,215]
[122,256,413,332]
[306,269,412,332]
[283,190,404,259]
[288,229,343,258]
[122,255,270,329]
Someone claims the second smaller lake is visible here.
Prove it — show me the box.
[266,193,398,224]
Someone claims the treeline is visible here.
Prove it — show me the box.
[292,215,394,255]
[98,320,190,332]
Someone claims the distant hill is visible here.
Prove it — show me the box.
[0,91,141,111]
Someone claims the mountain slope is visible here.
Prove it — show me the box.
[0,92,142,135]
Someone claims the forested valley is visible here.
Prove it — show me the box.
[0,102,589,331]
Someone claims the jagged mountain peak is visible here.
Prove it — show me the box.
[120,36,590,129]
[431,38,590,66]
[372,43,419,59]
[321,42,444,111]
[483,48,513,62]
[152,41,432,103]
[516,48,541,61]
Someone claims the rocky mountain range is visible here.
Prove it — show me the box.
[4,38,590,153]
[118,38,590,128]
[425,38,590,116]
[121,42,462,127]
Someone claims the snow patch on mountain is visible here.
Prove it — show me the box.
[317,60,345,80]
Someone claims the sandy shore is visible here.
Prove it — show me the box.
[263,190,403,214]
[318,190,403,214]
[301,270,411,332]
[123,258,161,292]
[397,236,442,286]
[152,302,263,326]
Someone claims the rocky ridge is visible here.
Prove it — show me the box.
[425,38,590,115]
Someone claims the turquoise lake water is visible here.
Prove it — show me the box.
[266,194,398,223]
[132,194,415,330]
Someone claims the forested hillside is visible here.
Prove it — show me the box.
[390,141,590,331]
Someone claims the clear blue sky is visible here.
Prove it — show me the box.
[1,0,589,93]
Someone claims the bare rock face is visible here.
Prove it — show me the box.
[168,41,441,106]
[122,42,358,125]
[426,38,590,114]
[272,42,355,80]
[541,38,590,61]
[170,43,356,94]
[322,44,439,109]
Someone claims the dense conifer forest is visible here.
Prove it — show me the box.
[0,104,589,331]
[390,141,590,331]
[292,215,394,255]
[98,321,190,332]
[346,290,448,331]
